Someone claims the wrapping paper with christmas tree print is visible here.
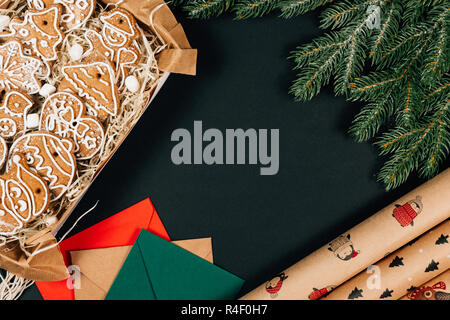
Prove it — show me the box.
[399,269,450,300]
[323,220,449,300]
[241,169,450,300]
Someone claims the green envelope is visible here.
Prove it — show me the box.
[105,230,244,300]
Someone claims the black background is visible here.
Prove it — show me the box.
[21,10,441,300]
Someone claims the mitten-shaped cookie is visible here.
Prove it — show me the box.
[0,153,50,236]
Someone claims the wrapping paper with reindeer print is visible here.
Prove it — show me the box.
[241,169,450,300]
[399,269,450,300]
[323,219,449,300]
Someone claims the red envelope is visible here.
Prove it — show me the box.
[35,198,170,300]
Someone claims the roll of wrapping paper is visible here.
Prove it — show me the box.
[323,220,449,300]
[399,269,450,300]
[241,169,450,300]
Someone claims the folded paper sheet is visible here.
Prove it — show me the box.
[324,220,449,300]
[241,169,450,300]
[36,198,171,300]
[105,230,244,300]
[399,269,450,300]
[70,238,213,300]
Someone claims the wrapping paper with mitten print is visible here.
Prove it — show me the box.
[241,169,450,300]
[399,269,450,300]
[323,219,449,300]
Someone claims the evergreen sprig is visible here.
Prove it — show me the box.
[172,0,450,190]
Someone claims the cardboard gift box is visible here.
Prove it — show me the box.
[0,0,196,282]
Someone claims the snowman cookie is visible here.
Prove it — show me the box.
[40,92,105,159]
[59,59,119,122]
[28,0,96,31]
[8,6,64,62]
[10,131,77,201]
[99,8,141,51]
[0,91,34,140]
[0,153,50,236]
[0,40,42,94]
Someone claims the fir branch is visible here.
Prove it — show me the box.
[174,0,450,189]
[378,99,449,189]
[349,86,395,142]
[177,0,234,19]
[280,0,333,19]
[234,0,280,19]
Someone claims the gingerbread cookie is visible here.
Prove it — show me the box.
[99,8,141,50]
[40,92,105,159]
[0,153,50,236]
[9,5,64,62]
[0,136,7,168]
[0,40,42,94]
[84,29,114,61]
[28,0,96,31]
[10,131,77,201]
[0,91,34,140]
[0,0,10,9]
[59,60,119,122]
[116,46,140,89]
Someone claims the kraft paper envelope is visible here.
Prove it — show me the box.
[36,198,171,300]
[70,238,213,300]
[105,230,244,300]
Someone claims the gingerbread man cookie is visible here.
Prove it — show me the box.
[9,5,64,62]
[10,131,77,201]
[0,40,42,94]
[0,91,34,140]
[28,0,96,31]
[59,59,119,122]
[40,92,105,159]
[0,153,50,236]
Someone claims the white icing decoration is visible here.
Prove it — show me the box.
[19,28,29,37]
[76,0,88,10]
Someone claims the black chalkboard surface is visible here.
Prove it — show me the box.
[21,11,440,300]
